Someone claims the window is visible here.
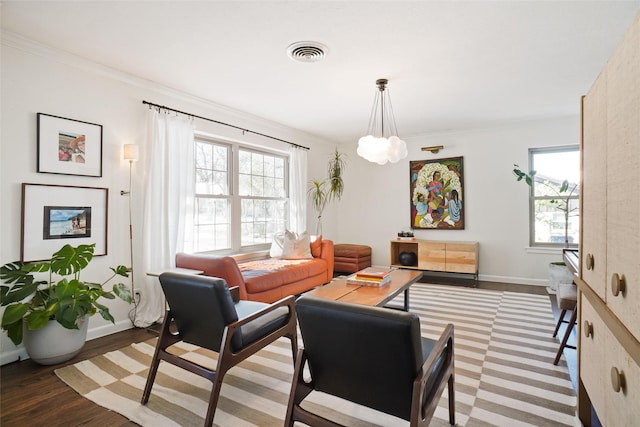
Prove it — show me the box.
[193,137,288,253]
[528,146,580,247]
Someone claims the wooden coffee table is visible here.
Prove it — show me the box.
[305,269,423,310]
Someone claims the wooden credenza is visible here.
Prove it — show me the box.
[389,239,478,278]
[578,11,640,426]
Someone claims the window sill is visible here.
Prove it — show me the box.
[525,246,569,255]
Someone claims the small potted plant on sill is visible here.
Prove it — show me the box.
[0,243,132,365]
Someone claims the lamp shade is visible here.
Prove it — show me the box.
[357,79,407,165]
[123,144,139,161]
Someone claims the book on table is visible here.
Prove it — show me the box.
[354,267,393,280]
[346,273,391,287]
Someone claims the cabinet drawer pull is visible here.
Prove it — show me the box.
[611,367,625,393]
[583,321,594,338]
[611,273,626,297]
[586,253,594,270]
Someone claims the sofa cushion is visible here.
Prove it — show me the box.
[239,258,325,294]
[283,231,312,259]
[269,230,296,258]
[310,235,323,258]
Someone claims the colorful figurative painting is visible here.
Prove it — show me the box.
[410,157,464,229]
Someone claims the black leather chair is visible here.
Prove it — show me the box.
[141,272,298,426]
[285,296,455,426]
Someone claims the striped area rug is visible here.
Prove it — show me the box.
[55,283,576,426]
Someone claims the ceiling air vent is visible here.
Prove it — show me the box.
[286,41,327,63]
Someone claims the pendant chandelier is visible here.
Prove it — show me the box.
[357,78,408,165]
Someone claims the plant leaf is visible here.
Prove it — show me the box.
[5,320,23,346]
[26,310,51,330]
[560,180,569,193]
[0,281,39,306]
[50,244,94,276]
[112,283,133,303]
[0,262,31,284]
[95,301,115,323]
[111,265,129,277]
[54,278,77,299]
[1,303,30,326]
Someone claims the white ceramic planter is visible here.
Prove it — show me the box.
[22,315,89,365]
[548,262,574,294]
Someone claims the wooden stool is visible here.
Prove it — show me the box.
[334,244,372,274]
[553,283,577,365]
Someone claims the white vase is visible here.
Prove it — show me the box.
[548,262,574,294]
[23,315,89,365]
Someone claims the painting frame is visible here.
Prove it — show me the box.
[37,113,103,177]
[21,183,108,262]
[410,156,465,230]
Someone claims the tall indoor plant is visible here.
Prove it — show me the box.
[0,243,132,364]
[513,164,578,292]
[513,164,578,247]
[308,148,346,235]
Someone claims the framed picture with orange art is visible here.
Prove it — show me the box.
[410,156,464,230]
[37,113,103,177]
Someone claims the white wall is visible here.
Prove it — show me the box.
[0,33,334,364]
[334,116,580,284]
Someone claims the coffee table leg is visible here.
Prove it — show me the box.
[404,288,410,311]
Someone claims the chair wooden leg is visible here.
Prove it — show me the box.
[554,308,577,365]
[204,377,224,427]
[447,374,455,425]
[141,355,161,404]
[141,312,175,405]
[552,309,567,337]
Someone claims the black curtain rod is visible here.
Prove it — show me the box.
[142,100,310,150]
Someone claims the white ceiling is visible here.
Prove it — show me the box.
[2,1,639,144]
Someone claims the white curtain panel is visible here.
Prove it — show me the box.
[133,108,194,328]
[288,145,308,235]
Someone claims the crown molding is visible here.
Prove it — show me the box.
[1,30,332,147]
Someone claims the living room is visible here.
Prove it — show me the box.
[1,1,639,425]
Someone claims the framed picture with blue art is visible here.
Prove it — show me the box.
[410,156,464,229]
[21,183,108,262]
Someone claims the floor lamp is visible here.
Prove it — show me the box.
[121,144,139,303]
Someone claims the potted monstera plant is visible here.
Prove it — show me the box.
[0,243,132,364]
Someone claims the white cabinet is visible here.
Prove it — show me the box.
[579,12,640,426]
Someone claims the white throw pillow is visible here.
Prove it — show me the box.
[269,232,286,258]
[270,230,298,258]
[282,231,312,259]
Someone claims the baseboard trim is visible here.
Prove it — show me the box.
[478,273,547,287]
[1,320,135,366]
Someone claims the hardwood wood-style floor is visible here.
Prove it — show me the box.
[0,279,577,426]
[1,327,152,427]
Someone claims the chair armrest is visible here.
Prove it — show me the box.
[229,295,296,329]
[222,295,298,359]
[229,286,240,303]
[414,323,455,407]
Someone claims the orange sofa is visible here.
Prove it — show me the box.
[175,239,334,303]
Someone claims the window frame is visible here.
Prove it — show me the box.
[527,145,580,248]
[193,135,289,254]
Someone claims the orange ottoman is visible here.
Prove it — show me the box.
[334,244,372,274]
